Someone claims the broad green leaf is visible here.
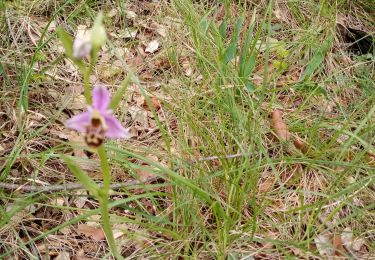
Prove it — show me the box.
[224,42,237,64]
[61,155,99,197]
[242,54,256,78]
[219,20,227,39]
[223,17,244,64]
[245,80,256,92]
[56,27,74,58]
[199,17,209,34]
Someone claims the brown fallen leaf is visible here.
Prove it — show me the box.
[258,175,275,193]
[271,109,307,153]
[77,224,105,241]
[143,97,161,111]
[135,169,156,182]
[271,109,291,141]
[333,234,345,256]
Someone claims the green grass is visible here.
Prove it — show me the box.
[1,0,374,258]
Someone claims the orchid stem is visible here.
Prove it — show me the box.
[82,48,98,105]
[83,68,92,105]
[98,146,123,260]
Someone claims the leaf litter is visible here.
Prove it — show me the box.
[1,1,374,259]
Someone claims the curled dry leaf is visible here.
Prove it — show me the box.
[271,109,307,153]
[77,224,105,241]
[145,40,160,53]
[271,109,291,141]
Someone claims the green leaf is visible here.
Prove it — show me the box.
[300,35,333,81]
[56,27,74,58]
[199,17,209,34]
[61,155,99,197]
[219,20,227,39]
[223,17,244,64]
[245,80,256,92]
[224,43,237,64]
[242,54,256,78]
[239,9,257,76]
[109,74,132,110]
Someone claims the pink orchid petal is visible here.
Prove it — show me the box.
[92,84,111,111]
[104,114,131,138]
[65,111,91,132]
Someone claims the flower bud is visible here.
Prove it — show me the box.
[90,12,107,49]
[72,25,92,59]
[73,37,92,59]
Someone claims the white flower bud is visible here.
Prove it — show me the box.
[72,25,92,59]
[72,37,92,59]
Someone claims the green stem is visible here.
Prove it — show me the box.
[98,146,123,259]
[82,47,98,105]
[83,67,92,104]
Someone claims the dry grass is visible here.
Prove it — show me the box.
[0,0,374,259]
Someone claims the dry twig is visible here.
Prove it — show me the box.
[0,176,161,193]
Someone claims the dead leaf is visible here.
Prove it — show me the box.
[135,169,156,182]
[126,10,137,20]
[150,21,167,37]
[182,59,193,77]
[262,231,277,249]
[333,234,345,256]
[51,197,65,207]
[77,224,105,241]
[86,215,102,227]
[145,40,160,53]
[352,238,365,251]
[341,227,353,251]
[68,94,86,110]
[73,190,87,208]
[258,175,275,193]
[271,109,291,141]
[315,233,335,257]
[271,109,307,153]
[128,106,148,128]
[143,97,161,111]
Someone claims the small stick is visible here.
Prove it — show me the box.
[0,176,161,193]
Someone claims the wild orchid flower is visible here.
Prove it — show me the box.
[65,84,131,147]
